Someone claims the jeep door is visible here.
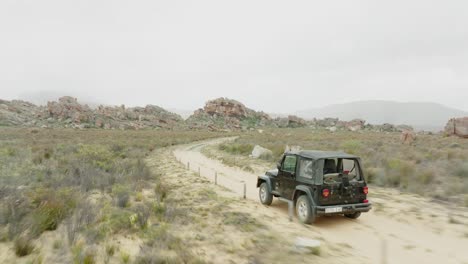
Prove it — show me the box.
[277,154,297,199]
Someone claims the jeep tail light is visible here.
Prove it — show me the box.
[363,199,369,204]
[363,186,369,195]
[322,189,330,198]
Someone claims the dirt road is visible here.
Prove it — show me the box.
[173,138,468,264]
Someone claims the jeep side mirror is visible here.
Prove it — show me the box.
[276,162,281,170]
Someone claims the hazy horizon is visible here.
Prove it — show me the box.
[1,1,468,113]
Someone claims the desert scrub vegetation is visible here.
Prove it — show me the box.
[219,128,468,205]
[0,127,225,262]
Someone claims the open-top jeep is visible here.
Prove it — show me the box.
[257,150,372,224]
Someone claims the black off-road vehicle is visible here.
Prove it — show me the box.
[257,150,372,224]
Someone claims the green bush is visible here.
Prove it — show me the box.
[72,244,96,264]
[153,202,166,220]
[77,145,116,172]
[112,185,131,208]
[416,170,435,185]
[384,159,414,188]
[31,188,76,236]
[222,211,265,232]
[218,143,254,155]
[365,168,385,185]
[14,236,34,257]
[106,209,133,234]
[133,203,151,229]
[455,163,468,178]
[154,183,167,202]
[34,200,67,232]
[341,140,362,154]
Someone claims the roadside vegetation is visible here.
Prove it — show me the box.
[0,128,225,263]
[216,128,468,206]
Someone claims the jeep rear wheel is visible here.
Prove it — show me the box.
[345,212,361,219]
[259,182,273,205]
[296,195,316,224]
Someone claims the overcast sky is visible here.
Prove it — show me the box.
[0,0,467,113]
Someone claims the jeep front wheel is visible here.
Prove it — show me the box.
[296,195,316,224]
[259,182,273,205]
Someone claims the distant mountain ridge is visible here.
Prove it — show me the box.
[296,100,467,131]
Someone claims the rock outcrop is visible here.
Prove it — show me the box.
[0,99,46,126]
[274,115,307,128]
[0,97,183,130]
[188,98,266,130]
[343,119,366,131]
[445,117,468,138]
[0,96,420,133]
[401,130,416,145]
[188,98,309,130]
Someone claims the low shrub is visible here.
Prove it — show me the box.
[133,203,151,229]
[222,211,265,232]
[219,143,254,156]
[154,183,167,202]
[14,236,34,257]
[113,185,131,208]
[416,170,435,185]
[72,244,96,264]
[454,162,468,178]
[341,140,362,155]
[30,188,76,236]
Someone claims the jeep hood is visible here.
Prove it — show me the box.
[266,169,278,177]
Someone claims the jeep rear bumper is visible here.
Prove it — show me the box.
[316,202,372,216]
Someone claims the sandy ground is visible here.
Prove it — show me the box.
[173,137,468,264]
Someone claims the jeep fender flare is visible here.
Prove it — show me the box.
[293,185,316,208]
[257,175,272,193]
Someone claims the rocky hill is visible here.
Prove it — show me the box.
[0,96,183,129]
[0,96,429,133]
[186,98,307,130]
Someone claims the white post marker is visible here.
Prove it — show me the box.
[288,200,294,222]
[243,181,246,199]
[381,239,387,264]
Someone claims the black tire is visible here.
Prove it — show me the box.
[296,195,316,224]
[259,182,273,205]
[345,212,361,219]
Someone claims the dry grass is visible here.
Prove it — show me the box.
[0,127,226,263]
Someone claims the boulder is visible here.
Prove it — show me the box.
[204,98,248,118]
[187,97,273,130]
[294,237,321,254]
[286,115,307,128]
[251,145,273,159]
[47,96,93,123]
[400,131,416,145]
[345,119,365,131]
[445,117,468,138]
[285,145,302,152]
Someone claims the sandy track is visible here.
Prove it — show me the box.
[173,138,468,264]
